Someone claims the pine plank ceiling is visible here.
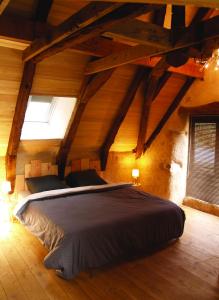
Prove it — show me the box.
[0,0,218,189]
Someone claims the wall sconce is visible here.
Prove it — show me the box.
[132,168,140,186]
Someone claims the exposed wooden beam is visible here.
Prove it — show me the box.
[0,17,201,77]
[170,5,185,45]
[100,67,149,171]
[57,69,114,178]
[136,57,203,78]
[166,6,211,69]
[152,6,166,26]
[85,15,219,74]
[135,57,169,158]
[85,44,167,74]
[81,0,219,9]
[103,20,170,49]
[72,37,127,57]
[33,0,53,22]
[190,7,212,25]
[143,77,195,152]
[71,38,203,78]
[23,2,123,62]
[23,3,163,63]
[166,5,187,67]
[6,61,36,193]
[0,5,209,49]
[0,16,50,44]
[0,0,10,15]
[153,71,172,99]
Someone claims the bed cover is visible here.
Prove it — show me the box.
[15,183,185,279]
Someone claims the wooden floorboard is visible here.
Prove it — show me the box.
[0,206,218,300]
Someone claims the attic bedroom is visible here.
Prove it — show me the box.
[0,0,218,299]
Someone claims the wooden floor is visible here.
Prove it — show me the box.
[0,206,218,300]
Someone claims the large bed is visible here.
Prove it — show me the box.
[14,182,185,280]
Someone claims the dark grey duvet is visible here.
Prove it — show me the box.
[15,184,185,279]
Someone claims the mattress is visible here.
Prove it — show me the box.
[14,183,185,279]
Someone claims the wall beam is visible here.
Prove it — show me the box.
[143,77,195,152]
[100,67,150,170]
[6,61,36,192]
[135,57,169,158]
[57,69,114,178]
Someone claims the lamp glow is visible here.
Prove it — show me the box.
[1,181,11,194]
[132,169,140,186]
[132,169,139,178]
[204,48,219,72]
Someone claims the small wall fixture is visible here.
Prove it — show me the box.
[132,169,140,186]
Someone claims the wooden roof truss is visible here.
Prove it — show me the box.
[3,1,218,190]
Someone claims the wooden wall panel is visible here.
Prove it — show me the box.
[70,158,101,174]
[31,49,89,96]
[16,140,61,175]
[68,64,138,160]
[15,160,58,193]
[111,73,186,152]
[146,74,187,138]
[110,80,143,152]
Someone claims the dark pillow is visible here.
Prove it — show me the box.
[65,169,107,187]
[26,175,68,194]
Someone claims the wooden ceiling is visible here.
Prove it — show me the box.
[0,0,218,191]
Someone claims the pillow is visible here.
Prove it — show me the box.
[65,169,107,187]
[26,175,68,194]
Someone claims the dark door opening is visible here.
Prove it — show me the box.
[187,115,219,205]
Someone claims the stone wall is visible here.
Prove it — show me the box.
[105,71,219,204]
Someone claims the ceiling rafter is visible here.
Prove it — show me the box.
[189,7,212,25]
[71,38,203,78]
[33,0,53,23]
[166,5,187,68]
[152,5,166,26]
[57,68,114,179]
[80,0,219,9]
[134,5,211,158]
[135,57,169,158]
[23,3,161,63]
[134,5,169,159]
[6,61,36,193]
[103,20,170,49]
[143,77,195,153]
[85,15,219,74]
[23,2,123,62]
[100,67,150,171]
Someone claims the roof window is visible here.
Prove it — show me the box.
[21,96,76,140]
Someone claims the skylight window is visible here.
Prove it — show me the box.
[25,96,53,123]
[21,96,77,140]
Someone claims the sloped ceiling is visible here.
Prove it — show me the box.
[0,0,218,181]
